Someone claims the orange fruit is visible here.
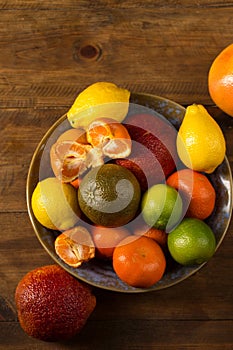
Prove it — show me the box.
[86,118,112,148]
[70,176,82,189]
[55,226,95,267]
[208,43,233,117]
[133,224,167,248]
[91,225,130,259]
[113,236,166,288]
[50,127,104,183]
[15,265,96,341]
[56,128,88,144]
[86,117,132,158]
[50,140,91,182]
[167,169,216,220]
[51,128,88,182]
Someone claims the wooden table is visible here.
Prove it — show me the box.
[1,1,233,349]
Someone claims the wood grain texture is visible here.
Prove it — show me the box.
[0,1,233,349]
[0,1,233,108]
[1,320,233,349]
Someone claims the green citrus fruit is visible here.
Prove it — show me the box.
[141,184,183,232]
[31,177,80,231]
[167,218,216,265]
[78,164,141,227]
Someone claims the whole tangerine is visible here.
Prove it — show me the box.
[113,236,166,288]
[91,225,130,259]
[208,43,233,117]
[167,169,216,220]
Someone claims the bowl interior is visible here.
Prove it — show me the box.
[26,92,233,292]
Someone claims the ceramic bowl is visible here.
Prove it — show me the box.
[26,93,233,292]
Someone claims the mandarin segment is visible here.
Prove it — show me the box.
[86,117,132,159]
[50,140,93,183]
[86,119,113,148]
[55,226,95,267]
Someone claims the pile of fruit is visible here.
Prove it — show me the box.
[31,81,226,289]
[15,44,231,343]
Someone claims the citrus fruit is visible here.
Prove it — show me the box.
[78,164,141,227]
[31,177,80,231]
[133,225,167,248]
[50,140,93,183]
[177,104,226,173]
[15,265,96,341]
[113,236,166,288]
[116,113,178,191]
[141,184,183,232]
[91,225,130,259]
[67,82,130,128]
[70,176,82,189]
[55,226,95,267]
[56,127,88,144]
[208,43,233,117]
[86,117,132,158]
[167,218,216,265]
[50,128,89,182]
[167,169,216,220]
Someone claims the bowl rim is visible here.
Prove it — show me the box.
[26,92,233,293]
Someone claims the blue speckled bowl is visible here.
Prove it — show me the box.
[26,93,233,292]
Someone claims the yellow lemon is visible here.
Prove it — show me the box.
[67,82,130,128]
[177,104,226,173]
[31,177,80,231]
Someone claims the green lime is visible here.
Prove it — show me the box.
[141,184,183,232]
[167,218,216,265]
[78,164,141,227]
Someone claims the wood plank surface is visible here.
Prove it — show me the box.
[0,1,233,108]
[0,1,233,349]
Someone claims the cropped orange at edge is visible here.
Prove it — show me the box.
[208,43,233,117]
